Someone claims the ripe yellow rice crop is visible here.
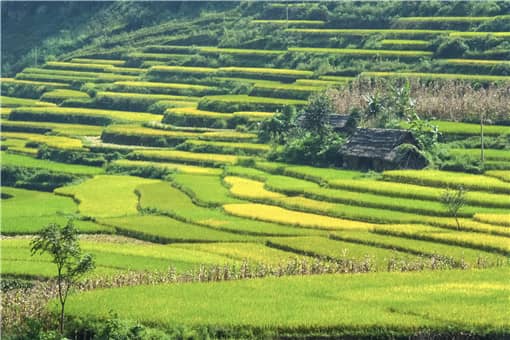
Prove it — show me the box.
[473,214,510,227]
[223,176,284,200]
[223,203,373,231]
[485,171,510,182]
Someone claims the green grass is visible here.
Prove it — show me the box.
[288,47,433,58]
[172,173,243,206]
[362,71,510,82]
[0,152,104,175]
[97,91,200,103]
[148,65,218,77]
[383,170,510,194]
[98,215,251,243]
[331,231,506,266]
[65,268,510,336]
[55,175,159,218]
[1,96,56,108]
[1,187,111,234]
[137,182,321,237]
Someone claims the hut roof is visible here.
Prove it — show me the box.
[340,128,418,161]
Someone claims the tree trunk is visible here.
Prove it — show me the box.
[60,301,65,335]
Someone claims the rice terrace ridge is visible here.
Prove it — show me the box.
[1,1,510,339]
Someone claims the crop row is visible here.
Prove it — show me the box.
[136,181,321,236]
[163,107,274,128]
[112,81,223,97]
[8,106,162,125]
[330,230,506,266]
[198,95,307,113]
[2,120,103,137]
[127,149,246,167]
[383,170,510,194]
[288,47,433,58]
[1,187,110,234]
[1,96,56,108]
[2,131,84,150]
[178,139,270,156]
[373,224,510,255]
[40,89,90,104]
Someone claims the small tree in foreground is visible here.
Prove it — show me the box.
[30,220,94,335]
[440,186,467,230]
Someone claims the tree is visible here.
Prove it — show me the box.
[440,186,467,230]
[301,91,334,135]
[30,220,95,335]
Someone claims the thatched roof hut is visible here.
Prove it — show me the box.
[340,128,427,171]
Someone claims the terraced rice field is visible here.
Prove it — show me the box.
[2,3,510,338]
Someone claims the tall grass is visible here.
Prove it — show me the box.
[329,78,510,122]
